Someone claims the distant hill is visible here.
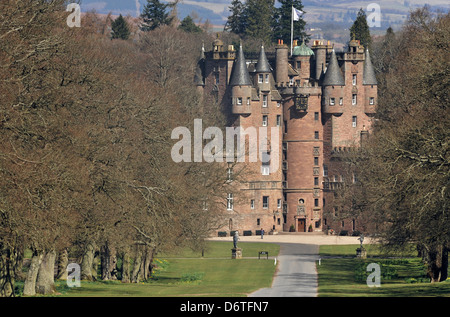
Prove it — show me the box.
[78,0,449,46]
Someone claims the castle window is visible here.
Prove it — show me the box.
[289,77,294,86]
[227,167,233,181]
[314,131,319,139]
[314,177,319,186]
[323,164,328,177]
[261,161,270,175]
[237,97,242,105]
[314,157,319,166]
[258,74,263,83]
[251,199,255,209]
[352,116,357,128]
[215,73,220,85]
[276,115,281,127]
[284,121,288,133]
[262,115,268,127]
[352,74,357,85]
[339,97,343,105]
[314,199,319,207]
[227,193,233,210]
[247,97,251,105]
[330,97,335,105]
[369,97,375,105]
[265,74,269,83]
[296,61,301,69]
[352,94,357,105]
[262,95,268,107]
[262,196,269,209]
[314,112,319,121]
[277,199,282,209]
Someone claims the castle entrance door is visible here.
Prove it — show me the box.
[297,219,306,232]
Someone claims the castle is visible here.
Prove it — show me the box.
[194,36,377,235]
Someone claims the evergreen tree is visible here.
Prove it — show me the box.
[140,0,173,32]
[178,15,202,33]
[111,14,130,40]
[349,8,372,50]
[244,0,275,44]
[224,0,246,36]
[273,0,309,45]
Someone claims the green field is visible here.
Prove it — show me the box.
[49,241,280,297]
[317,244,450,297]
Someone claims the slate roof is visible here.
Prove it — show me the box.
[322,49,345,86]
[255,45,271,73]
[363,49,377,85]
[229,44,253,86]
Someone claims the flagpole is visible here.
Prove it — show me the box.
[291,6,294,56]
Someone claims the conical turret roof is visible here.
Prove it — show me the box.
[229,43,252,86]
[322,49,345,86]
[255,44,271,73]
[363,49,377,85]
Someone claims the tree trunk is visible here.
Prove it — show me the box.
[100,242,117,281]
[35,250,56,295]
[81,242,97,281]
[0,246,19,297]
[56,248,69,280]
[426,244,448,283]
[23,250,43,296]
[120,251,130,283]
[131,246,142,283]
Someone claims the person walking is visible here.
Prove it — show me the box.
[261,228,264,239]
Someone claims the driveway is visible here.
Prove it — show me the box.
[248,243,319,297]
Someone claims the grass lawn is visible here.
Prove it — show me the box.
[50,241,280,297]
[317,244,450,297]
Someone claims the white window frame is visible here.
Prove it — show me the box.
[330,97,335,105]
[237,97,242,105]
[352,116,357,128]
[262,95,268,107]
[339,97,343,105]
[352,74,357,86]
[276,115,281,127]
[251,199,255,209]
[227,193,233,210]
[369,97,374,105]
[258,74,263,83]
[352,94,357,105]
[265,74,269,83]
[262,115,268,127]
[277,199,282,209]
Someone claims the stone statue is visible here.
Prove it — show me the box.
[358,234,364,249]
[233,231,239,249]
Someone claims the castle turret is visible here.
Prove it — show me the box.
[322,49,344,115]
[312,40,328,81]
[275,40,289,87]
[254,44,271,92]
[230,43,252,115]
[292,40,314,83]
[363,48,377,115]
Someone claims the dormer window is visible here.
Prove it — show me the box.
[258,74,263,83]
[265,74,269,83]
